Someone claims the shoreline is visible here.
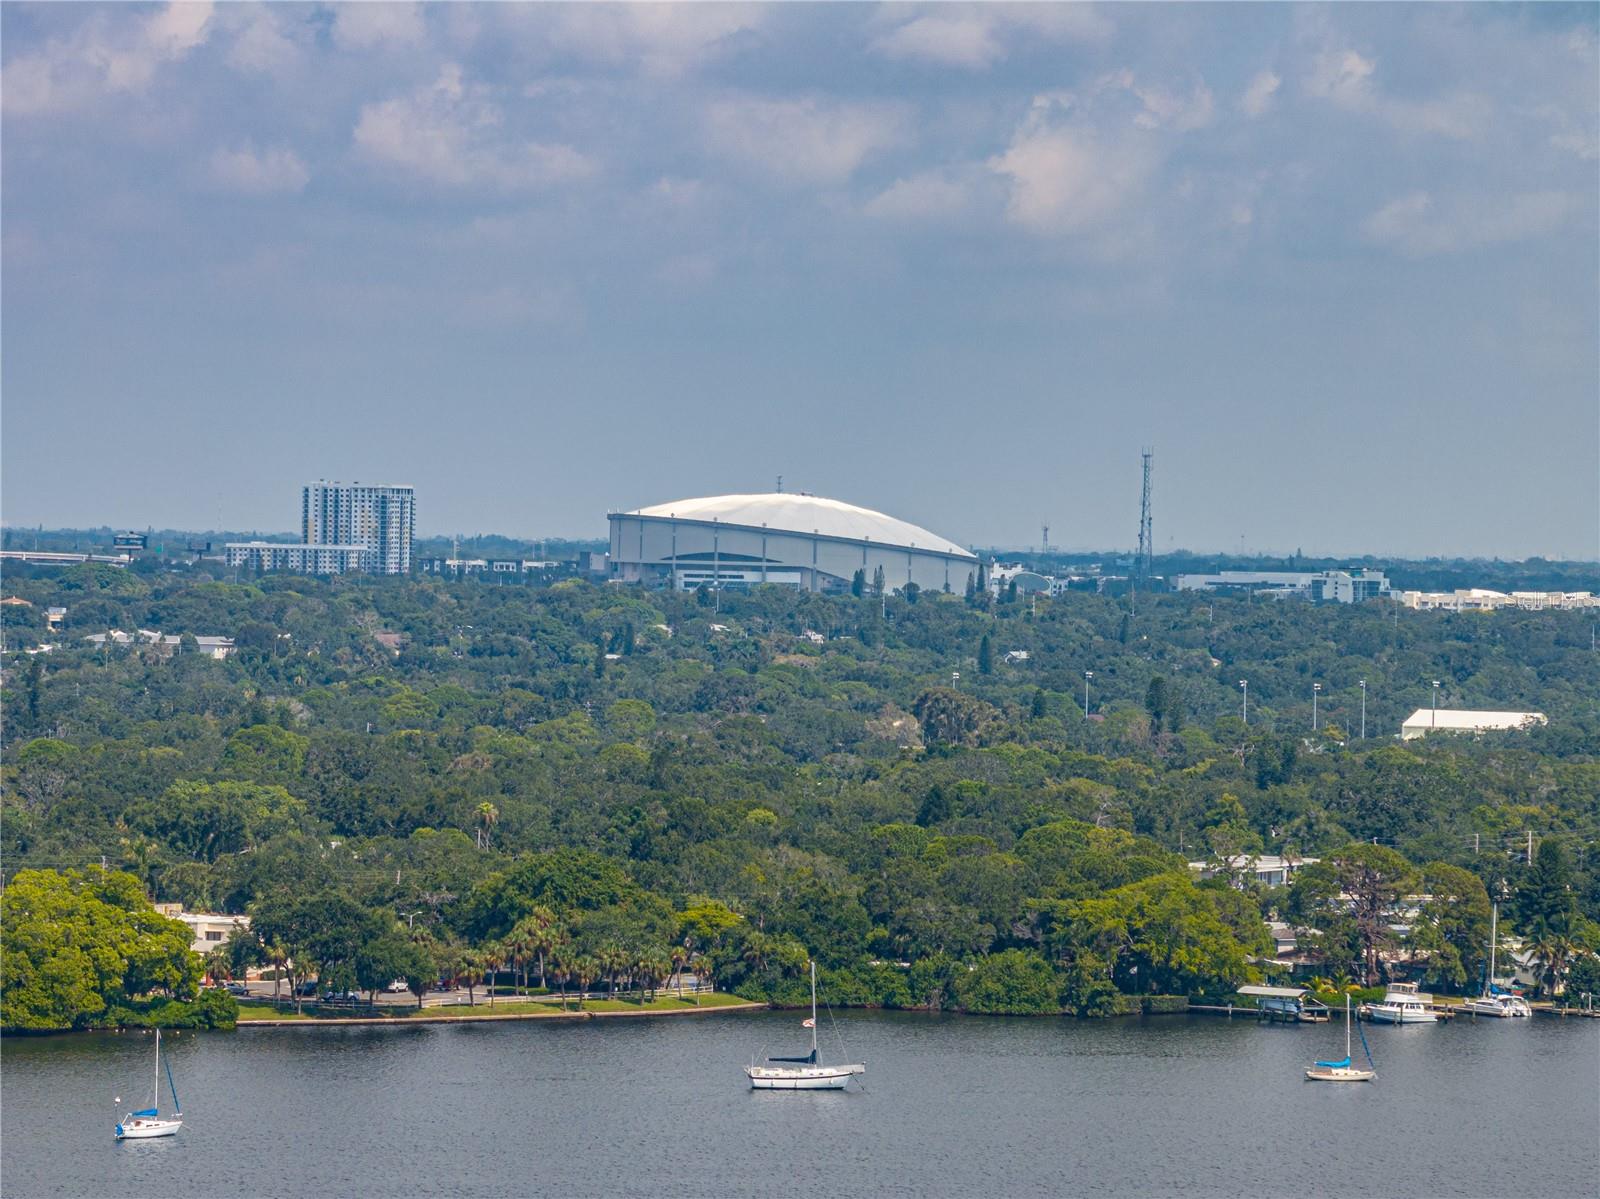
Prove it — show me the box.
[236,999,768,1028]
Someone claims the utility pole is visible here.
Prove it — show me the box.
[1312,683,1322,732]
[1083,670,1093,719]
[1358,679,1367,741]
[1431,679,1440,727]
[1527,830,1534,865]
[1239,679,1248,726]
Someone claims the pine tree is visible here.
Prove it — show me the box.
[978,633,993,675]
[1031,688,1048,719]
[851,569,866,598]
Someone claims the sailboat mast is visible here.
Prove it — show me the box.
[1345,994,1352,1057]
[154,1028,162,1113]
[810,960,818,1056]
[1489,902,1498,989]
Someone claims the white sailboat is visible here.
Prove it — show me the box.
[1461,903,1532,1018]
[1306,994,1375,1082]
[115,1028,183,1140]
[745,961,864,1091]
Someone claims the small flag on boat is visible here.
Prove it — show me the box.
[801,1017,815,1028]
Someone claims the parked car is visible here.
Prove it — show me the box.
[225,982,250,996]
[386,979,410,993]
[294,980,319,997]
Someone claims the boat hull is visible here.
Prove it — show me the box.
[1361,1005,1437,1024]
[1305,1067,1374,1082]
[746,1065,863,1090]
[1463,998,1530,1018]
[116,1117,181,1140]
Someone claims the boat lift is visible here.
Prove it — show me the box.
[1237,985,1331,1023]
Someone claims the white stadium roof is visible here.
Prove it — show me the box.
[625,493,975,559]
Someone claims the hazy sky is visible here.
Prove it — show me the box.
[3,3,1597,559]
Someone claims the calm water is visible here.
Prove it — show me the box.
[3,1010,1596,1198]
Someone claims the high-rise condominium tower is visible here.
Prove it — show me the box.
[302,481,415,575]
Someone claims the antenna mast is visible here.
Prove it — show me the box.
[1041,523,1049,554]
[1136,448,1154,580]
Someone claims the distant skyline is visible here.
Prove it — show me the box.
[3,3,1597,559]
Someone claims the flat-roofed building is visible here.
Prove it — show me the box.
[224,541,374,574]
[1400,709,1548,740]
[153,903,251,955]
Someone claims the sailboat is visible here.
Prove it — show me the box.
[1305,994,1375,1082]
[115,1028,183,1140]
[745,961,864,1091]
[1462,903,1532,1018]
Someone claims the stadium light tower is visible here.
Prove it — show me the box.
[1083,670,1093,719]
[1312,683,1322,731]
[1358,679,1367,740]
[1431,679,1441,727]
[1239,679,1248,726]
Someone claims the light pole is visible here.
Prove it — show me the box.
[1312,683,1322,731]
[951,670,960,690]
[1239,679,1248,726]
[1431,679,1440,728]
[1358,679,1367,740]
[1083,671,1093,719]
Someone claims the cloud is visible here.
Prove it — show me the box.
[208,143,310,194]
[224,7,306,77]
[1239,70,1281,118]
[873,14,1005,70]
[1304,48,1486,140]
[1361,190,1578,256]
[989,113,1153,235]
[536,3,765,77]
[703,95,905,185]
[330,3,426,51]
[353,64,595,190]
[864,171,974,221]
[1129,79,1214,132]
[2,2,214,115]
[870,4,1111,70]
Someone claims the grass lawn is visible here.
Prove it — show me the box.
[235,1001,315,1020]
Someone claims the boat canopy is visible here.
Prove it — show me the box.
[1238,985,1307,998]
[768,1049,819,1064]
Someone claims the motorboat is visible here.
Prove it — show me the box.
[1361,982,1438,1024]
[1306,994,1376,1082]
[1462,903,1531,1018]
[745,961,864,1091]
[116,1028,183,1140]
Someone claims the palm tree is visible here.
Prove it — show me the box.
[474,802,499,850]
[1525,927,1577,998]
[204,947,230,985]
[265,941,289,1004]
[597,946,626,998]
[670,944,690,1000]
[550,947,574,1010]
[574,956,598,1008]
[458,948,484,1007]
[502,921,536,996]
[480,941,506,1006]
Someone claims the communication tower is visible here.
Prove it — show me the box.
[1136,449,1154,579]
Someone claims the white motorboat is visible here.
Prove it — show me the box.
[116,1028,183,1141]
[746,961,864,1091]
[1361,982,1438,1024]
[1461,903,1532,1018]
[1306,995,1376,1082]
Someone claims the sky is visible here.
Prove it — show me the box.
[2,2,1597,560]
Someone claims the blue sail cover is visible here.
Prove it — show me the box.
[1314,1056,1352,1069]
[768,1049,819,1064]
[132,1108,158,1117]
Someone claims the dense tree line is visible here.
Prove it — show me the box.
[3,562,1597,1018]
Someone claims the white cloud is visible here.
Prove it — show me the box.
[1130,80,1214,132]
[988,112,1153,235]
[703,95,905,185]
[870,4,1111,70]
[225,7,306,77]
[873,15,1004,70]
[2,2,214,115]
[864,171,973,221]
[1304,48,1485,140]
[208,143,310,194]
[1239,70,1281,118]
[330,3,426,51]
[1361,190,1578,256]
[353,64,595,190]
[536,4,765,77]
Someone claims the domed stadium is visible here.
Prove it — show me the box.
[607,492,977,594]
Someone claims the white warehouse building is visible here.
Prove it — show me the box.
[607,492,978,594]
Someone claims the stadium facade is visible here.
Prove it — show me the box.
[607,493,977,594]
